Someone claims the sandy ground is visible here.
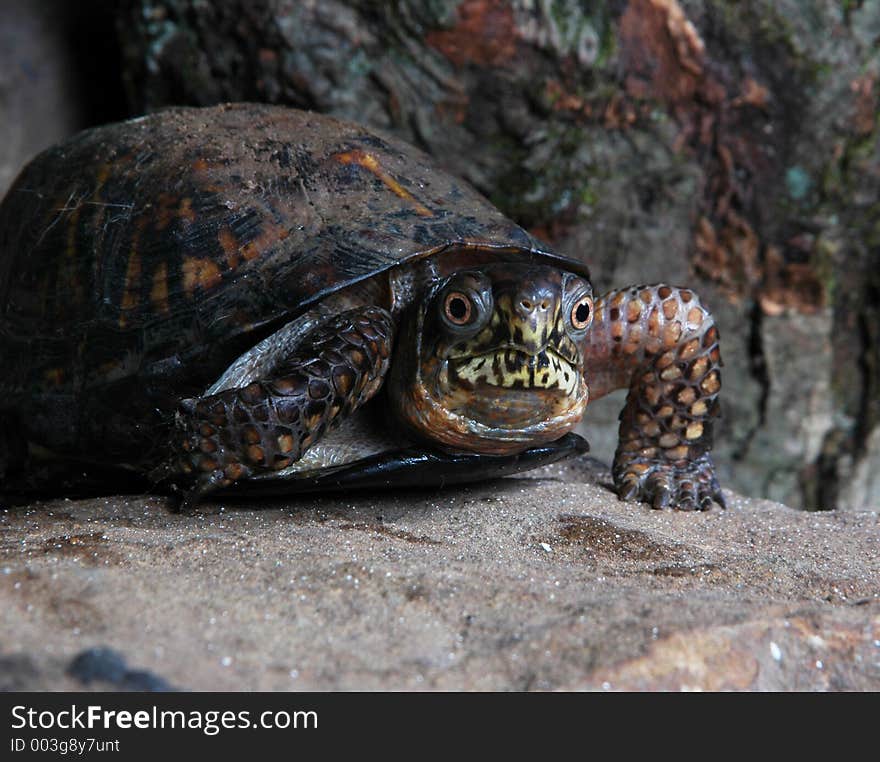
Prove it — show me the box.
[1,457,878,691]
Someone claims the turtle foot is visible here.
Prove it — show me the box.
[613,451,725,511]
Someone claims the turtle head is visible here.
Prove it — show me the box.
[389,263,593,454]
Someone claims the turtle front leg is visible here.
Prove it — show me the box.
[167,306,394,507]
[584,285,724,511]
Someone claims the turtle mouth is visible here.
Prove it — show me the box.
[448,347,579,396]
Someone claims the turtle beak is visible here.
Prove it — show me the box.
[504,280,561,357]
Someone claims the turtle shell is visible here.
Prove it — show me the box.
[0,103,588,472]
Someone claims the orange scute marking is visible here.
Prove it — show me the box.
[151,262,170,315]
[182,257,222,295]
[239,222,289,262]
[335,149,434,217]
[179,198,196,223]
[94,164,111,185]
[44,368,65,387]
[155,193,177,231]
[337,149,381,173]
[242,242,261,261]
[218,226,240,268]
[118,251,142,326]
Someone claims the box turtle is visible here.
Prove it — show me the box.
[0,104,724,510]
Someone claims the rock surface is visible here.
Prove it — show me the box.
[2,459,877,691]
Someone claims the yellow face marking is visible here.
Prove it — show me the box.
[446,282,579,395]
[499,293,562,354]
[182,257,222,295]
[150,262,170,315]
[335,149,434,218]
[453,349,579,396]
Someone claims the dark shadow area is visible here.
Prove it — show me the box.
[62,0,130,125]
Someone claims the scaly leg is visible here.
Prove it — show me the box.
[584,284,724,511]
[167,306,394,506]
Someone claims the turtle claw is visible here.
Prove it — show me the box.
[648,476,672,510]
[613,452,724,512]
[618,476,641,502]
[170,472,229,513]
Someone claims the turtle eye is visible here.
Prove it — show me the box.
[570,295,593,330]
[437,271,492,334]
[444,292,472,325]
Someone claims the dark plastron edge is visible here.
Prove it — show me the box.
[213,433,589,498]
